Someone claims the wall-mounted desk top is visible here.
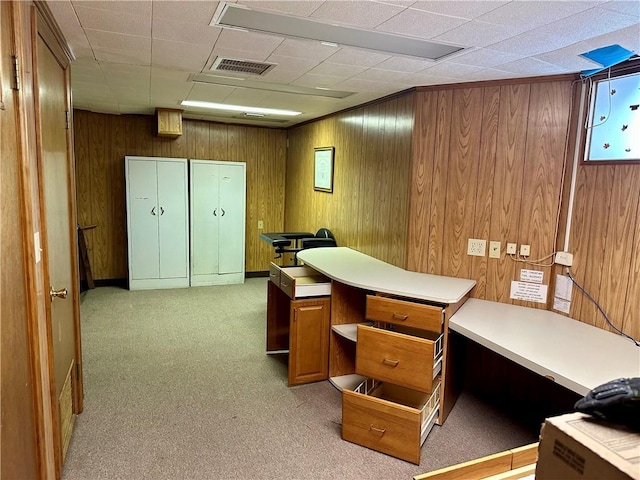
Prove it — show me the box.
[449,298,640,396]
[297,247,476,304]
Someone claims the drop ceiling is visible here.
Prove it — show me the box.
[47,0,640,128]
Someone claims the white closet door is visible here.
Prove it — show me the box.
[190,162,220,276]
[218,163,245,274]
[127,159,160,280]
[157,160,188,279]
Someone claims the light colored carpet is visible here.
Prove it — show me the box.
[62,279,537,480]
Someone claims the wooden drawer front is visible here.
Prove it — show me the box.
[356,325,441,394]
[280,266,331,299]
[269,262,281,285]
[342,379,440,465]
[366,296,443,332]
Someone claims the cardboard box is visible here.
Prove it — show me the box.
[536,412,640,480]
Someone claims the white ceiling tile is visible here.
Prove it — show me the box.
[419,62,484,78]
[497,57,571,76]
[152,17,221,45]
[187,83,237,103]
[450,48,527,68]
[401,72,458,86]
[151,39,213,72]
[310,1,405,29]
[238,1,325,17]
[73,5,151,36]
[463,68,521,81]
[291,73,346,88]
[266,54,320,72]
[433,20,523,48]
[109,85,150,102]
[73,1,152,17]
[70,46,94,60]
[332,77,400,92]
[118,104,153,114]
[600,0,640,17]
[585,25,640,53]
[259,69,304,84]
[489,7,640,56]
[373,56,436,73]
[94,47,151,66]
[477,1,600,30]
[152,1,220,25]
[534,43,607,72]
[85,30,151,53]
[325,47,390,67]
[376,8,469,39]
[215,29,284,55]
[102,66,151,89]
[222,88,273,105]
[48,1,91,48]
[272,38,339,61]
[208,48,269,65]
[354,68,410,83]
[309,62,367,78]
[410,1,509,20]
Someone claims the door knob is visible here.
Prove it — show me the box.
[50,286,68,301]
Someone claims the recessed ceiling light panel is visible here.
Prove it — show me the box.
[181,100,301,116]
[211,3,465,61]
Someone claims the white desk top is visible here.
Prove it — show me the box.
[297,247,476,304]
[449,298,640,396]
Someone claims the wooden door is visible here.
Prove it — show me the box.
[288,297,330,385]
[36,32,82,468]
[1,2,39,478]
[126,158,160,280]
[157,159,188,279]
[218,162,245,274]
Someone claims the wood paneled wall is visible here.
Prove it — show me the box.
[285,95,415,267]
[74,110,287,279]
[407,80,572,309]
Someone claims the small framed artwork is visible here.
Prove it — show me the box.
[314,146,334,193]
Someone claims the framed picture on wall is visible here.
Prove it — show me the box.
[314,147,334,193]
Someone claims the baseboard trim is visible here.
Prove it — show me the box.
[246,271,268,278]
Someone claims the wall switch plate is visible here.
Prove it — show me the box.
[520,244,531,257]
[555,251,573,267]
[489,241,501,259]
[467,238,486,257]
[258,220,264,230]
[506,243,517,255]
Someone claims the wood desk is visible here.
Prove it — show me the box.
[449,298,640,396]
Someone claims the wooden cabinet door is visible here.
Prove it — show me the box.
[288,298,330,386]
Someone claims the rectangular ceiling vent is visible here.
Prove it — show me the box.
[210,57,276,76]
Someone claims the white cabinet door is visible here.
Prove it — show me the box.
[189,160,245,286]
[157,160,189,279]
[219,163,245,274]
[126,159,160,280]
[126,156,189,290]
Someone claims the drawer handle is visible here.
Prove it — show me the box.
[369,425,386,435]
[270,273,277,278]
[382,358,399,367]
[281,282,290,288]
[392,313,408,321]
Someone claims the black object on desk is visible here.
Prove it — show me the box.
[260,229,337,264]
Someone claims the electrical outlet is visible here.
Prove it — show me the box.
[258,220,264,230]
[555,251,573,266]
[506,243,517,255]
[489,241,501,259]
[520,244,531,257]
[467,239,486,257]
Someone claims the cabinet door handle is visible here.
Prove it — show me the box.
[213,209,217,216]
[151,207,156,216]
[369,425,386,435]
[160,207,164,215]
[281,282,290,288]
[382,358,399,367]
[221,208,225,216]
[392,313,408,321]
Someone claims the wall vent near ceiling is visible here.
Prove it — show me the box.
[210,57,276,76]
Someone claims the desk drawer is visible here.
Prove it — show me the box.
[366,295,443,332]
[356,324,442,394]
[280,266,331,299]
[269,262,281,285]
[342,377,440,465]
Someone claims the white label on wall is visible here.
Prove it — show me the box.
[520,269,544,284]
[553,297,571,314]
[555,274,573,301]
[510,281,548,303]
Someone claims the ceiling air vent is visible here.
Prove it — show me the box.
[210,57,276,76]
